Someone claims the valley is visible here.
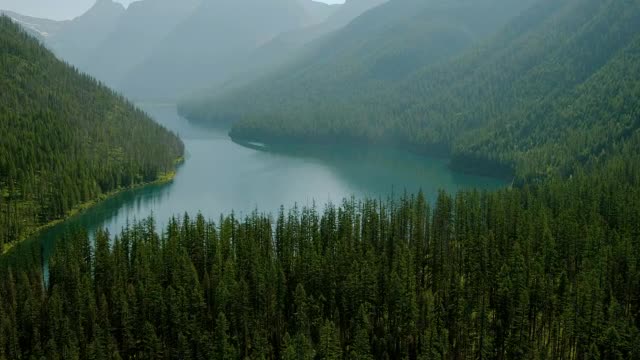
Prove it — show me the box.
[1,0,640,358]
[24,104,505,263]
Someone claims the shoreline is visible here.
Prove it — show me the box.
[229,132,515,182]
[1,157,184,255]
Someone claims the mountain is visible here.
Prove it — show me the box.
[297,0,341,25]
[83,0,201,89]
[47,0,125,70]
[0,10,67,40]
[212,0,388,97]
[443,0,640,180]
[0,16,184,248]
[3,0,371,101]
[316,0,387,33]
[181,0,537,132]
[1,1,125,71]
[119,0,319,101]
[183,0,640,182]
[4,2,640,360]
[0,0,90,20]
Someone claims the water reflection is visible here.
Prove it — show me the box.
[22,104,506,268]
[250,142,501,195]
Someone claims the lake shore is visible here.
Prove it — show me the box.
[1,157,184,255]
[229,131,515,182]
[13,104,507,260]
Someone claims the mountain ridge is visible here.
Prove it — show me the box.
[181,0,640,182]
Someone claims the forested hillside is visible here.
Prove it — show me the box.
[2,0,640,358]
[0,17,184,249]
[180,0,537,134]
[1,155,639,358]
[0,10,67,41]
[448,0,640,180]
[2,1,126,77]
[182,0,640,182]
[3,0,389,102]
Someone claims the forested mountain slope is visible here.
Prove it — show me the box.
[2,0,199,90]
[0,17,184,249]
[183,0,640,182]
[1,1,126,73]
[2,1,640,359]
[0,10,67,41]
[3,0,377,102]
[181,0,537,133]
[364,0,640,181]
[446,0,640,180]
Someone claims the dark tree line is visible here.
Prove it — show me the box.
[0,17,184,249]
[1,153,639,359]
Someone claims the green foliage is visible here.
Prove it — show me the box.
[0,16,184,248]
[181,0,536,130]
[2,161,639,359]
[182,0,640,183]
[2,0,640,359]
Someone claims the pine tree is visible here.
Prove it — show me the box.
[215,312,235,360]
[318,320,341,360]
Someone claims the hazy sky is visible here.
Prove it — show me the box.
[0,0,344,20]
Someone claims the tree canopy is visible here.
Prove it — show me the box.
[1,161,639,359]
[0,16,184,249]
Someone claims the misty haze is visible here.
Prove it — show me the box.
[1,0,639,358]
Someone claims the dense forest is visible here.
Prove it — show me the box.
[181,0,640,182]
[0,17,184,250]
[2,0,640,358]
[1,151,639,359]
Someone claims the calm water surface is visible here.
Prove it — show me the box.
[29,104,506,259]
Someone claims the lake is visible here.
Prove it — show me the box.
[29,104,506,260]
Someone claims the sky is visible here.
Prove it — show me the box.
[0,0,344,21]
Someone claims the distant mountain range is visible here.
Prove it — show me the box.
[2,1,124,70]
[83,0,201,90]
[1,0,385,101]
[49,0,125,71]
[211,0,388,97]
[0,10,67,40]
[119,0,318,100]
